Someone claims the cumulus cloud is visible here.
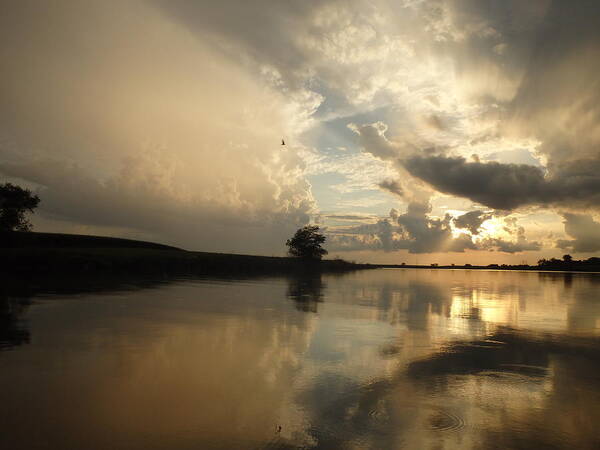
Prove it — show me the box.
[326,219,395,252]
[480,236,541,254]
[556,214,600,253]
[477,218,541,253]
[0,155,313,253]
[328,202,477,254]
[328,202,542,255]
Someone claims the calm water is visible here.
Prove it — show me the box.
[2,269,600,449]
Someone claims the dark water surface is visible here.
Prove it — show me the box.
[2,269,600,449]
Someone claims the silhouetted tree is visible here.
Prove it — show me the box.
[0,183,40,231]
[563,254,573,262]
[286,225,328,260]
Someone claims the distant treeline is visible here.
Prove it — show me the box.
[378,255,600,272]
[536,256,600,271]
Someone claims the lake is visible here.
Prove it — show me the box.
[2,269,600,449]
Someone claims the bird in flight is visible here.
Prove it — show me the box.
[281,139,285,146]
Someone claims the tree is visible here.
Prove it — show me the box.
[563,254,573,262]
[286,225,328,260]
[0,183,40,231]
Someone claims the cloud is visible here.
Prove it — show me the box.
[478,221,541,253]
[155,0,417,109]
[344,1,600,219]
[3,0,599,258]
[453,210,492,235]
[378,179,404,198]
[350,122,600,210]
[324,214,374,221]
[403,155,548,210]
[328,202,477,254]
[556,213,600,253]
[0,1,315,253]
[403,155,600,211]
[326,219,395,252]
[396,202,476,254]
[328,202,542,255]
[0,155,313,253]
[349,122,402,160]
[480,236,541,254]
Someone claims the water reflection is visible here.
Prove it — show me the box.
[408,328,600,449]
[1,269,600,449]
[286,272,325,313]
[0,294,30,349]
[0,274,178,351]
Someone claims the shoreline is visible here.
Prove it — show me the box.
[375,264,600,273]
[0,247,374,277]
[1,231,373,277]
[3,231,599,277]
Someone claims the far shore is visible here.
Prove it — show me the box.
[376,264,600,273]
[2,231,599,277]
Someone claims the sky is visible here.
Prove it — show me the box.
[1,0,600,264]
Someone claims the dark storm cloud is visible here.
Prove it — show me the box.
[556,214,600,253]
[403,156,546,210]
[403,155,600,211]
[453,210,492,235]
[377,179,404,198]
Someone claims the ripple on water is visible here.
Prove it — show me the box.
[479,364,549,383]
[427,409,466,433]
[368,407,384,421]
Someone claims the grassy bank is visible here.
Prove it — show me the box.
[0,230,180,250]
[0,231,371,276]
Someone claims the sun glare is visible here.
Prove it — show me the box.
[478,218,506,238]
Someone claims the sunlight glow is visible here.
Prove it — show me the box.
[478,218,507,239]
